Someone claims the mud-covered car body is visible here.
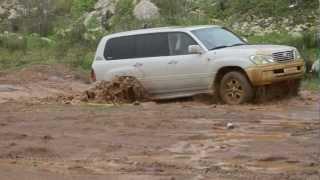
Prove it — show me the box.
[92,25,305,104]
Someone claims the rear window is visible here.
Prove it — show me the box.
[104,35,135,60]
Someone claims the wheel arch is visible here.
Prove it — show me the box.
[213,66,252,92]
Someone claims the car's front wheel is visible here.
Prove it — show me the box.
[219,71,254,105]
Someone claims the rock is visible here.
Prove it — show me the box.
[227,123,235,130]
[232,22,240,30]
[84,11,98,27]
[40,37,53,44]
[133,101,140,106]
[83,0,122,29]
[133,0,159,21]
[292,24,306,32]
[2,0,19,8]
[283,18,290,24]
[141,102,157,108]
[94,0,116,14]
[193,175,205,180]
[42,135,54,141]
[311,60,320,74]
[0,6,7,17]
[289,31,303,38]
[0,84,19,92]
[8,9,18,20]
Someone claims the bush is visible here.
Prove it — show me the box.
[71,0,97,17]
[302,78,320,91]
[17,0,56,36]
[62,47,94,69]
[54,0,73,14]
[26,34,55,49]
[110,0,137,31]
[0,32,27,51]
[153,0,193,25]
[0,48,57,69]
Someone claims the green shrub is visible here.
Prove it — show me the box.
[71,0,97,17]
[54,0,73,14]
[0,32,27,51]
[25,34,55,49]
[110,0,136,31]
[302,78,320,91]
[153,0,192,24]
[81,52,95,70]
[0,48,57,69]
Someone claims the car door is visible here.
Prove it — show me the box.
[166,32,211,92]
[133,33,172,94]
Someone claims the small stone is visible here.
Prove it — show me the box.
[0,85,19,92]
[0,7,7,17]
[10,161,17,164]
[9,142,17,147]
[311,60,319,74]
[133,101,140,106]
[227,123,235,129]
[42,135,54,141]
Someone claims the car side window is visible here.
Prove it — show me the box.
[104,36,135,60]
[136,33,169,58]
[168,33,198,55]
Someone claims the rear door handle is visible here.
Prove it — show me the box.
[133,62,143,67]
[168,60,178,65]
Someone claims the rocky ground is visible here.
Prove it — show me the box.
[0,65,319,180]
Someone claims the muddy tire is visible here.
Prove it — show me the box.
[288,79,301,96]
[219,71,254,105]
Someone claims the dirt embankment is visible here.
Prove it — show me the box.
[0,65,90,103]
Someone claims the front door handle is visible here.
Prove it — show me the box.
[168,60,178,65]
[133,62,143,67]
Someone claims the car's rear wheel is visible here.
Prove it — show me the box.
[219,71,254,105]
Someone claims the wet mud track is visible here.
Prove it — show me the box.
[0,96,319,180]
[0,65,319,179]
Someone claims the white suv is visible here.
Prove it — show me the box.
[92,25,305,104]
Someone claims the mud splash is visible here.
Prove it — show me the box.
[83,76,148,104]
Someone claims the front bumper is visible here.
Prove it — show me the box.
[245,60,305,86]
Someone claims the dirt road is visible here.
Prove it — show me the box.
[0,65,319,180]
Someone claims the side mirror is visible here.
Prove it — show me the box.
[188,45,203,54]
[242,37,248,43]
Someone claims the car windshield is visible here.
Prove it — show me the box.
[192,27,246,50]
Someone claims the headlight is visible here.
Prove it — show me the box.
[294,49,301,60]
[250,55,275,65]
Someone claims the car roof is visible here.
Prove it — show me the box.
[104,25,221,39]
